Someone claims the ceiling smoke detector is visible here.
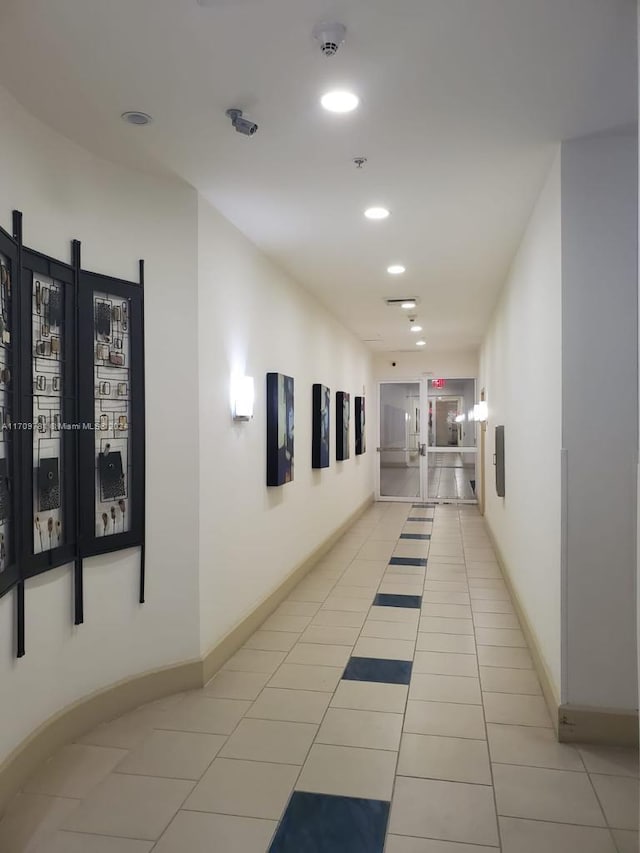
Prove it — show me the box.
[313,22,346,57]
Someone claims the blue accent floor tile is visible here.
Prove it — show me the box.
[400,533,431,540]
[406,517,433,522]
[269,791,389,853]
[389,557,428,567]
[342,656,413,685]
[374,593,422,609]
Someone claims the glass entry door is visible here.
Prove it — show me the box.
[377,381,425,501]
[427,378,478,502]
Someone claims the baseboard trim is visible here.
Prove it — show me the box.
[558,703,639,747]
[483,519,561,732]
[0,493,374,817]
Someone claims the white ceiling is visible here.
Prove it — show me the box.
[0,0,636,352]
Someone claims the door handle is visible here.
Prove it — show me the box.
[419,443,427,456]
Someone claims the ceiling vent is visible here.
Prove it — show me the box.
[313,22,346,57]
[385,297,419,307]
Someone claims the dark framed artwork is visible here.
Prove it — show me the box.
[355,396,366,455]
[336,391,350,461]
[312,384,330,469]
[266,373,294,486]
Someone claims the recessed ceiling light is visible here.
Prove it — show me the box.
[387,265,406,275]
[364,207,390,220]
[411,324,423,333]
[321,91,359,113]
[416,340,426,347]
[121,111,152,126]
[401,301,416,309]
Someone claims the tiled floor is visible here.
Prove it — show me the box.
[1,503,638,852]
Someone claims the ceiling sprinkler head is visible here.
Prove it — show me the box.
[313,22,346,57]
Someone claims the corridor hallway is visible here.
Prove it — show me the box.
[0,503,637,852]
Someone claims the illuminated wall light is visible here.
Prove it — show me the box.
[476,401,488,422]
[455,414,466,423]
[233,375,255,421]
[468,409,476,422]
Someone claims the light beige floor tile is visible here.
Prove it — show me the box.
[32,832,154,853]
[296,743,397,801]
[321,596,371,613]
[424,581,469,593]
[285,642,351,667]
[0,793,81,853]
[203,671,270,701]
[63,774,194,840]
[404,700,486,740]
[499,817,616,853]
[475,628,526,648]
[358,540,397,560]
[422,592,470,605]
[413,651,478,677]
[426,555,465,566]
[316,707,403,751]
[416,633,476,654]
[464,549,497,562]
[353,636,416,661]
[590,774,639,830]
[410,674,481,705]
[487,724,583,771]
[379,583,424,597]
[331,680,409,713]
[578,745,639,777]
[332,584,378,599]
[420,617,474,635]
[153,811,276,853]
[477,645,533,669]
[473,612,519,629]
[493,763,605,826]
[23,744,127,799]
[247,687,331,724]
[311,610,367,628]
[612,829,640,853]
[471,600,514,614]
[361,620,418,641]
[222,648,288,674]
[389,776,499,846]
[243,630,299,652]
[470,588,510,601]
[399,733,491,784]
[268,663,343,692]
[115,730,225,780]
[466,566,502,578]
[483,693,552,727]
[393,543,429,559]
[287,586,333,603]
[183,757,298,819]
[76,709,156,750]
[479,666,541,695]
[273,601,321,617]
[428,546,465,558]
[299,624,360,645]
[220,718,317,765]
[468,577,507,589]
[370,605,420,624]
[421,604,473,620]
[260,614,311,633]
[154,695,251,735]
[385,836,495,853]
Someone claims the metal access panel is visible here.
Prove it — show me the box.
[495,425,505,497]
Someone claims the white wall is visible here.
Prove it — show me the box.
[561,131,638,710]
[0,86,201,764]
[479,150,563,700]
[374,349,478,381]
[197,198,374,654]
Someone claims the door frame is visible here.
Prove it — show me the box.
[375,378,427,502]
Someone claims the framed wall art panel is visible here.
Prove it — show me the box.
[336,391,350,462]
[0,226,20,598]
[19,247,78,580]
[355,396,366,455]
[312,383,330,469]
[266,373,294,486]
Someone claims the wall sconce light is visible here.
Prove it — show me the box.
[233,376,255,421]
[474,401,488,423]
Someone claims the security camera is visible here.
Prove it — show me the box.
[226,108,258,136]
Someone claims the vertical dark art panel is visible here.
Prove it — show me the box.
[312,384,330,469]
[266,373,294,486]
[336,391,350,461]
[355,396,366,455]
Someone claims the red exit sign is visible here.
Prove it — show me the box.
[432,379,446,389]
